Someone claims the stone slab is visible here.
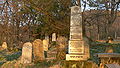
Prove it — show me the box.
[69,40,84,54]
[66,54,87,61]
[105,64,120,68]
[96,53,120,58]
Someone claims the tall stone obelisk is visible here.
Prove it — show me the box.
[66,6,90,61]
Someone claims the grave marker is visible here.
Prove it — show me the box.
[52,33,56,41]
[33,39,44,62]
[21,42,32,63]
[66,6,90,61]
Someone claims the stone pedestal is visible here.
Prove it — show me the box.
[66,54,88,61]
[68,40,84,54]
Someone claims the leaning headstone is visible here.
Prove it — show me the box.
[52,33,56,41]
[33,39,44,62]
[21,42,32,63]
[2,42,7,49]
[66,6,90,61]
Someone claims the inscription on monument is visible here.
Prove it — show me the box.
[71,15,82,26]
[70,27,82,34]
[69,40,84,54]
[66,6,89,61]
[70,34,82,40]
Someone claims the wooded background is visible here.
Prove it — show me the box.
[0,0,120,47]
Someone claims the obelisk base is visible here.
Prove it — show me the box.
[66,54,88,61]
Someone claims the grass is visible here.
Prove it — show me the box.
[90,41,120,64]
[0,41,120,68]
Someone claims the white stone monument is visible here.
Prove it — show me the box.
[52,33,56,41]
[21,42,32,63]
[66,6,90,61]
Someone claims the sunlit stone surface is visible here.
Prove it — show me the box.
[66,6,89,61]
[21,42,32,63]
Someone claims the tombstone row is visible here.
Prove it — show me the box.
[20,34,67,63]
[21,39,49,63]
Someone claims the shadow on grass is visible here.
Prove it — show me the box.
[5,51,21,61]
[32,59,58,68]
[0,51,21,66]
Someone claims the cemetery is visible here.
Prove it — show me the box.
[0,0,120,68]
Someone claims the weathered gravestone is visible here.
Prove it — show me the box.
[33,39,44,62]
[52,33,57,42]
[57,36,67,49]
[21,42,32,63]
[2,42,7,49]
[66,6,90,61]
[56,36,68,60]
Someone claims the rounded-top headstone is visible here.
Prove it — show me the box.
[21,42,32,63]
[33,39,44,62]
